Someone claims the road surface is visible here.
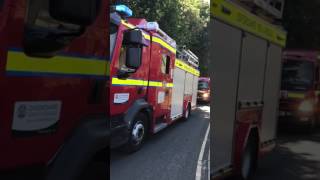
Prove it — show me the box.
[110,105,210,180]
[255,130,320,180]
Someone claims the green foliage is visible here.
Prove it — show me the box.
[123,0,210,76]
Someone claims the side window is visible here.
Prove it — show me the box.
[0,0,4,10]
[161,54,171,74]
[118,47,127,68]
[24,0,83,56]
[165,56,170,74]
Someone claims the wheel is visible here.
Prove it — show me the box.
[240,135,258,180]
[122,113,148,153]
[306,117,316,133]
[183,104,191,120]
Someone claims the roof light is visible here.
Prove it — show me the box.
[137,22,160,31]
[115,5,133,17]
[137,21,177,48]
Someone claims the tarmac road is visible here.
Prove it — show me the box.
[255,129,320,180]
[110,105,210,180]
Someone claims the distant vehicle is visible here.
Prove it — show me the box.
[197,77,211,103]
[279,50,320,130]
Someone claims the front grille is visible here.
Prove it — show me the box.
[280,99,301,110]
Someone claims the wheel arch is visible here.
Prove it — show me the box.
[124,98,152,133]
[247,127,259,147]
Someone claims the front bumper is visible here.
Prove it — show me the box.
[197,94,210,102]
[197,97,210,102]
[278,110,314,126]
[110,114,129,148]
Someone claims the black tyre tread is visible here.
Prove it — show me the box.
[121,113,148,153]
[240,135,258,180]
[183,104,191,121]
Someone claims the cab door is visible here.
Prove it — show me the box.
[148,42,174,126]
[0,0,9,50]
[160,49,174,122]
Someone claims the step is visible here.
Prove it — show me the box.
[154,123,168,133]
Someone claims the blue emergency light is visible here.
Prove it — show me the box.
[115,5,133,17]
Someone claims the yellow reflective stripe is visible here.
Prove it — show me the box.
[152,37,176,54]
[121,20,151,40]
[211,0,287,47]
[166,83,174,87]
[6,51,107,76]
[112,78,147,86]
[121,20,135,29]
[288,93,305,99]
[121,21,176,54]
[143,34,151,40]
[111,78,174,88]
[149,81,163,87]
[175,59,200,76]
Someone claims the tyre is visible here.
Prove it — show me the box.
[183,104,191,120]
[240,135,258,180]
[306,117,316,133]
[122,112,148,153]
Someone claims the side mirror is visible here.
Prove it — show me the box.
[126,47,142,69]
[49,0,102,26]
[123,30,145,45]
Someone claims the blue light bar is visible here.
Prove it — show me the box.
[115,5,133,17]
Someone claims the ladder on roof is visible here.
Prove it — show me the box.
[177,49,199,68]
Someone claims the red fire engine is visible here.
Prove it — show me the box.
[280,50,320,130]
[0,0,108,179]
[211,0,287,179]
[197,77,211,103]
[110,5,200,152]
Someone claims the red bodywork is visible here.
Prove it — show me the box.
[233,108,262,174]
[197,77,210,102]
[0,0,108,170]
[110,17,194,147]
[280,50,320,126]
[110,18,176,133]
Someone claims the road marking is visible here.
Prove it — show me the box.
[208,149,210,180]
[195,125,210,180]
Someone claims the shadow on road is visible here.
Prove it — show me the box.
[255,128,320,180]
[111,105,210,160]
[110,105,210,180]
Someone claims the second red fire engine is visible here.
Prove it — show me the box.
[110,5,200,152]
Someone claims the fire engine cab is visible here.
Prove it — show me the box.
[110,5,200,152]
[0,0,108,179]
[280,50,320,130]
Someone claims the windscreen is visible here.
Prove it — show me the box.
[281,60,314,91]
[198,80,209,90]
[24,0,83,56]
[110,23,118,60]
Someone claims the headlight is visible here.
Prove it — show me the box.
[203,93,209,98]
[298,100,314,112]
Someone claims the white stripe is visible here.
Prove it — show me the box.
[195,125,210,180]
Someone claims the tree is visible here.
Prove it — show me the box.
[117,0,210,76]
